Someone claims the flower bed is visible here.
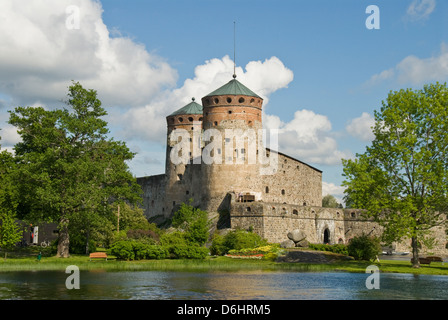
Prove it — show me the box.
[224,245,281,260]
[225,253,264,259]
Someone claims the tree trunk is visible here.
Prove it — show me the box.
[411,236,420,268]
[57,218,70,258]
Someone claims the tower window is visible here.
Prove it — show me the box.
[188,117,193,122]
[265,186,269,193]
[226,97,232,103]
[177,174,183,181]
[199,117,203,121]
[228,110,232,114]
[214,121,218,126]
[250,98,255,104]
[239,97,245,103]
[178,117,183,122]
[281,189,285,195]
[214,98,219,104]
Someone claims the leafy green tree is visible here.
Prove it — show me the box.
[9,82,142,257]
[0,137,23,259]
[172,200,210,246]
[347,235,381,261]
[322,194,342,208]
[342,82,448,268]
[0,210,23,259]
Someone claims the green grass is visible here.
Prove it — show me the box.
[1,253,448,275]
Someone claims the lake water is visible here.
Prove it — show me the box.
[1,270,448,300]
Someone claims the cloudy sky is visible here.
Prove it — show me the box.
[0,0,447,203]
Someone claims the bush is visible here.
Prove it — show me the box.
[109,240,169,260]
[168,245,209,259]
[309,243,348,255]
[347,234,381,261]
[223,229,267,252]
[109,240,135,260]
[210,229,268,255]
[159,230,189,247]
[209,233,226,256]
[144,245,169,260]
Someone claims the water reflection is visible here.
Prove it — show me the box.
[1,270,447,300]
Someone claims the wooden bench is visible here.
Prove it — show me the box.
[89,252,108,261]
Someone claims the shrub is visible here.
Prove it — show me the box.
[132,241,148,260]
[144,245,169,260]
[159,230,189,247]
[209,233,226,256]
[109,240,135,260]
[169,245,209,259]
[109,240,169,260]
[222,229,267,253]
[347,234,381,261]
[309,243,348,255]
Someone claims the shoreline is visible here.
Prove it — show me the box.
[1,250,448,276]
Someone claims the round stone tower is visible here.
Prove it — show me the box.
[200,76,264,212]
[165,98,203,215]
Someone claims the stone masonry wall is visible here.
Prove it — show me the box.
[230,200,448,255]
[262,151,322,207]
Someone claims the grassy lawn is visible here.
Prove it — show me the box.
[1,250,448,275]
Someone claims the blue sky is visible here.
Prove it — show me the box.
[0,0,447,202]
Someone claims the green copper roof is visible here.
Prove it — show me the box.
[204,78,262,99]
[169,98,203,116]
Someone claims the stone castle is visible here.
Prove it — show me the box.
[137,75,447,254]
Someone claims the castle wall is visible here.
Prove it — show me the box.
[229,201,447,255]
[137,174,167,223]
[262,151,322,207]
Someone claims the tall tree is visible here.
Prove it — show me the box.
[342,82,448,268]
[9,82,142,257]
[0,137,23,258]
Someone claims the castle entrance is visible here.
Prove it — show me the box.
[323,228,330,244]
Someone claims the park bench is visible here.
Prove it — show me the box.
[89,252,108,261]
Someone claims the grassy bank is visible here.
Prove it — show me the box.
[1,253,448,275]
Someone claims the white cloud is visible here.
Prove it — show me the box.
[263,109,350,166]
[367,43,448,86]
[0,0,177,108]
[346,112,375,142]
[406,0,436,21]
[322,181,346,204]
